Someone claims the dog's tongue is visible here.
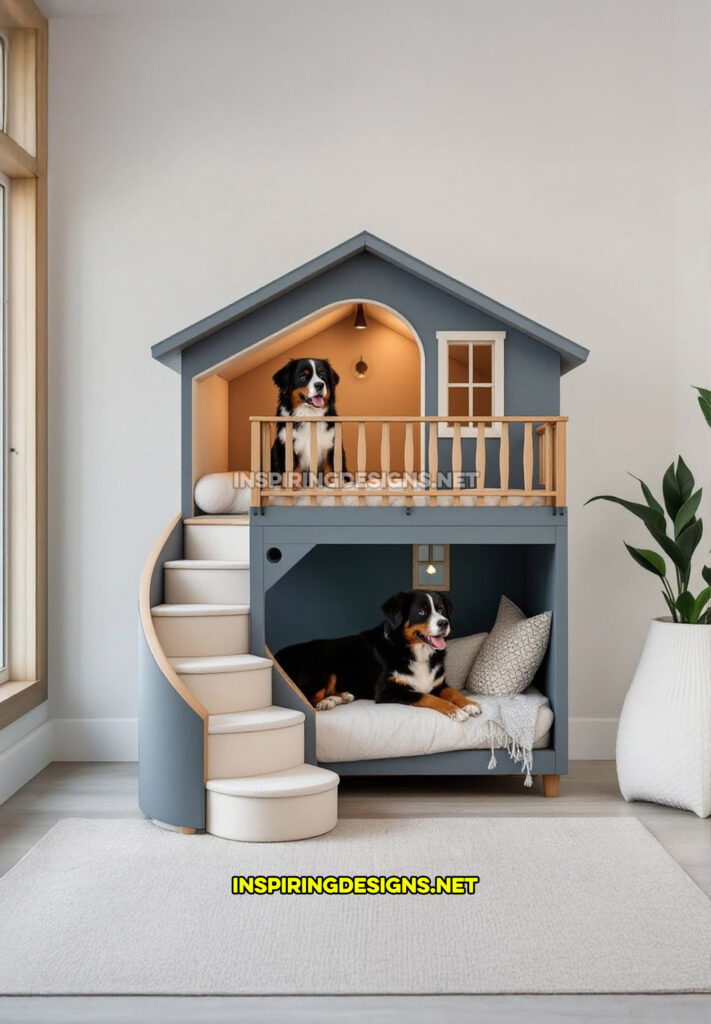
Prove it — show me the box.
[428,635,447,651]
[310,396,325,408]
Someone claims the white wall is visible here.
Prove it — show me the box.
[45,0,710,755]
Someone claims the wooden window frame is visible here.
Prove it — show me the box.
[412,544,450,592]
[436,330,505,438]
[0,0,47,730]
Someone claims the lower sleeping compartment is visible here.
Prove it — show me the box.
[265,541,562,769]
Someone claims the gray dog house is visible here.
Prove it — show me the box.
[139,232,588,834]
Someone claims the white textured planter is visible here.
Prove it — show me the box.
[616,618,711,818]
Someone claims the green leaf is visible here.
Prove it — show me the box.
[677,518,703,567]
[629,474,665,517]
[674,488,702,537]
[675,590,695,622]
[662,463,683,520]
[644,524,688,574]
[691,587,711,624]
[624,543,666,577]
[694,386,711,428]
[586,495,667,535]
[703,565,711,586]
[675,456,695,503]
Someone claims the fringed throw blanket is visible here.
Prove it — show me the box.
[471,688,549,786]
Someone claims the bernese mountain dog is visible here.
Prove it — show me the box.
[270,357,346,478]
[276,590,482,720]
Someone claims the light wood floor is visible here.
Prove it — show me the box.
[0,761,710,1023]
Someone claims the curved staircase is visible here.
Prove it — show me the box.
[143,516,339,842]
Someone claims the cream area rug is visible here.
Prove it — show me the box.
[0,817,709,995]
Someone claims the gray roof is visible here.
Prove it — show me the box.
[152,231,589,373]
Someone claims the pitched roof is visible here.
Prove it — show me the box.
[152,231,589,373]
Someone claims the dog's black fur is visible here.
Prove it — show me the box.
[276,590,481,720]
[269,357,346,477]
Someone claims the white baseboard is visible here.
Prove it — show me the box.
[570,717,618,759]
[52,718,138,761]
[0,715,617,805]
[0,721,53,804]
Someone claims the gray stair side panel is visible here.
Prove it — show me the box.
[139,516,206,830]
[138,629,206,830]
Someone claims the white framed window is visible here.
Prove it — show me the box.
[436,331,505,437]
[412,544,450,591]
[0,1,48,730]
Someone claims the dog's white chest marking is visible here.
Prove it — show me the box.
[279,405,332,472]
[392,647,439,694]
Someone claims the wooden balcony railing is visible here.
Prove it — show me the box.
[249,416,567,510]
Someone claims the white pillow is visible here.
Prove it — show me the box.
[466,596,551,697]
[194,472,250,515]
[444,632,488,689]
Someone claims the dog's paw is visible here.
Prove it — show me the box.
[449,707,469,722]
[462,701,481,717]
[341,692,355,703]
[315,698,338,711]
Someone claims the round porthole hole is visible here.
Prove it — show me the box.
[266,547,282,564]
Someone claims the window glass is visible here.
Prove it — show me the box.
[472,388,492,416]
[447,344,469,384]
[448,386,469,417]
[472,344,492,383]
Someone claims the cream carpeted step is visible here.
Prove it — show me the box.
[164,560,250,604]
[151,604,249,658]
[206,765,339,842]
[207,706,305,780]
[168,653,272,714]
[184,518,250,561]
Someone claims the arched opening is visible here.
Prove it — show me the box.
[192,300,424,495]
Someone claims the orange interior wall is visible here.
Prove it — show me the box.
[228,318,422,472]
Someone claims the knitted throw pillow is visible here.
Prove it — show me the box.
[466,596,552,697]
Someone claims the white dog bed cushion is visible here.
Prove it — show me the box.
[315,687,553,763]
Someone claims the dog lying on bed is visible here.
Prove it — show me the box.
[276,590,481,720]
[270,357,346,478]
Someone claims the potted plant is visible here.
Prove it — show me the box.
[587,387,711,817]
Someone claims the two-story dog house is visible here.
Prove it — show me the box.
[138,232,589,842]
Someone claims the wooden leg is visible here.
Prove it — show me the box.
[179,827,197,835]
[543,775,560,798]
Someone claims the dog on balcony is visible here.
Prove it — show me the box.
[276,590,482,720]
[270,357,347,481]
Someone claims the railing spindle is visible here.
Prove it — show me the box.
[309,420,318,506]
[476,421,486,506]
[333,421,343,507]
[544,425,554,504]
[251,420,261,508]
[404,421,414,508]
[452,421,462,507]
[357,421,366,506]
[554,420,567,507]
[284,420,294,506]
[429,421,438,507]
[499,421,509,506]
[523,421,533,506]
[381,422,390,506]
